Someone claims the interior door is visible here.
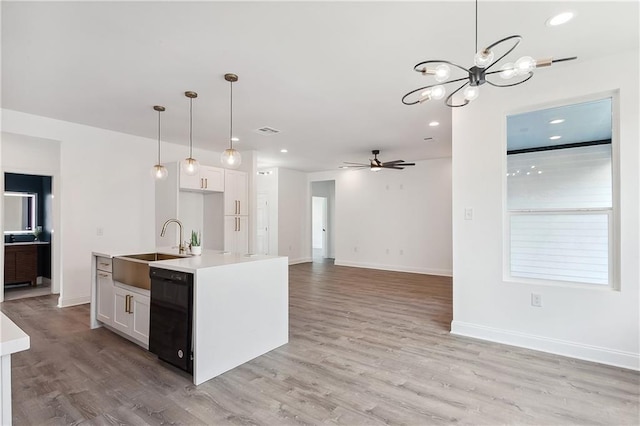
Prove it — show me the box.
[256,193,269,255]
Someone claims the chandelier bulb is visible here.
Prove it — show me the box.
[221,148,242,169]
[500,62,517,80]
[430,85,446,100]
[515,56,536,75]
[463,86,480,101]
[434,64,451,82]
[474,48,494,68]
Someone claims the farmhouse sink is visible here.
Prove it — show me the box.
[112,252,188,290]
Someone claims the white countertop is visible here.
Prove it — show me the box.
[0,312,30,357]
[92,248,285,274]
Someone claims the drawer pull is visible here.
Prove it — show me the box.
[98,273,109,278]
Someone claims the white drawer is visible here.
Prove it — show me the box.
[96,256,113,273]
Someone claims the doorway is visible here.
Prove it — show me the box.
[312,196,328,260]
[310,180,335,262]
[3,172,54,301]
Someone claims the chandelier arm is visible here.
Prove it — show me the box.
[552,56,578,64]
[485,72,534,88]
[413,60,470,75]
[445,81,470,108]
[401,76,471,105]
[483,35,523,72]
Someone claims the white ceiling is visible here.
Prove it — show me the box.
[2,1,638,172]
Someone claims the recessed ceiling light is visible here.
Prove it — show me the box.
[549,118,565,124]
[429,121,439,127]
[231,137,239,142]
[280,149,288,153]
[549,135,562,140]
[546,11,574,27]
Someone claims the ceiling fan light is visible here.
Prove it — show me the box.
[221,148,241,169]
[474,48,494,68]
[547,11,574,27]
[500,62,517,79]
[463,86,480,101]
[515,56,536,75]
[430,85,446,100]
[151,164,168,180]
[434,64,451,82]
[370,166,382,172]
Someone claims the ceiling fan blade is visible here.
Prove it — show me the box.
[383,160,405,165]
[383,166,405,170]
[393,162,415,166]
[343,162,369,166]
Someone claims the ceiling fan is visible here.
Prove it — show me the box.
[342,150,416,171]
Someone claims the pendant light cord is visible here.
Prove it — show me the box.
[475,0,478,54]
[157,110,162,164]
[189,97,193,158]
[229,80,234,150]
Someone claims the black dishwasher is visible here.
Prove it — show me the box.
[149,267,194,374]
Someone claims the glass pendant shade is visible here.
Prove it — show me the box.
[152,164,168,180]
[182,157,200,175]
[221,148,241,169]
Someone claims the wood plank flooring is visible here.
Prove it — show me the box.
[1,261,638,425]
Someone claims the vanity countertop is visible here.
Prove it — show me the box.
[4,241,50,246]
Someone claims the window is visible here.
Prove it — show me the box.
[506,97,615,287]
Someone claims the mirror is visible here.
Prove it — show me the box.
[4,192,37,234]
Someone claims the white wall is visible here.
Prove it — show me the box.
[1,109,238,307]
[451,50,639,370]
[277,168,310,264]
[308,157,453,276]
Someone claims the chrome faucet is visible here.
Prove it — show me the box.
[160,219,185,254]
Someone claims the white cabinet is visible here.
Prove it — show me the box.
[224,170,248,215]
[96,257,114,325]
[224,215,249,255]
[224,169,249,254]
[112,285,150,347]
[180,163,224,193]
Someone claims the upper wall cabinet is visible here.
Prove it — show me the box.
[180,163,224,193]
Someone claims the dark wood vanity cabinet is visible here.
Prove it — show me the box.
[5,244,38,286]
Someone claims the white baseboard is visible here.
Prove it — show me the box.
[334,260,453,277]
[57,295,90,308]
[289,257,312,265]
[451,320,639,371]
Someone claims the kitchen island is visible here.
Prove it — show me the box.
[90,250,288,385]
[1,312,30,425]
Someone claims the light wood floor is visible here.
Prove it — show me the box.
[1,262,638,425]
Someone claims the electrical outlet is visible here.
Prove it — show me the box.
[531,293,543,307]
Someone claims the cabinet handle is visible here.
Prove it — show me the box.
[236,200,240,214]
[99,262,110,268]
[98,273,109,278]
[124,295,130,313]
[200,178,204,189]
[129,295,134,314]
[238,218,240,232]
[205,178,208,189]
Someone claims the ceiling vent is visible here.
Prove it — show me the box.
[255,126,280,135]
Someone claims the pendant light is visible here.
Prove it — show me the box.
[182,91,200,175]
[151,105,168,180]
[221,73,241,169]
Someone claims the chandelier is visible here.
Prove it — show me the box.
[401,0,577,108]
